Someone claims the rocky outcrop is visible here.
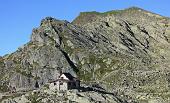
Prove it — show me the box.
[1,7,170,102]
[1,85,128,103]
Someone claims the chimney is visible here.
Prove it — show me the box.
[60,70,62,76]
[58,68,62,78]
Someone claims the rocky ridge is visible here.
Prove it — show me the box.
[1,7,170,102]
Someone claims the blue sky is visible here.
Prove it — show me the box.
[0,0,170,56]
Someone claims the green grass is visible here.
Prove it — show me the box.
[15,68,34,78]
[81,10,122,16]
[27,93,42,103]
[0,61,4,67]
[80,7,143,16]
[80,11,101,15]
[0,93,24,102]
[134,85,169,93]
[0,84,9,92]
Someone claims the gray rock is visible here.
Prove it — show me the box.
[1,7,170,102]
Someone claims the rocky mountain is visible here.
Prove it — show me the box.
[1,7,170,102]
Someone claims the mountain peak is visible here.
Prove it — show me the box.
[40,16,68,26]
[126,6,144,10]
[31,17,70,46]
[72,7,166,27]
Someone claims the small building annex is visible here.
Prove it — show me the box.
[49,73,80,91]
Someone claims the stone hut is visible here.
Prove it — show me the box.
[49,73,80,91]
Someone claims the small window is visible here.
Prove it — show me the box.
[35,81,39,88]
[60,82,63,85]
[54,82,56,85]
[68,82,71,86]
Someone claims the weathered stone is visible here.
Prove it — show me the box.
[1,7,170,102]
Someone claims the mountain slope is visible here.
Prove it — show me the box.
[1,7,170,102]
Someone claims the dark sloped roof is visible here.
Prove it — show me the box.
[62,73,75,80]
[48,73,80,83]
[49,79,77,83]
[49,79,69,83]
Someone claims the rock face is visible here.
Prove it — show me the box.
[1,7,170,102]
[1,86,128,103]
